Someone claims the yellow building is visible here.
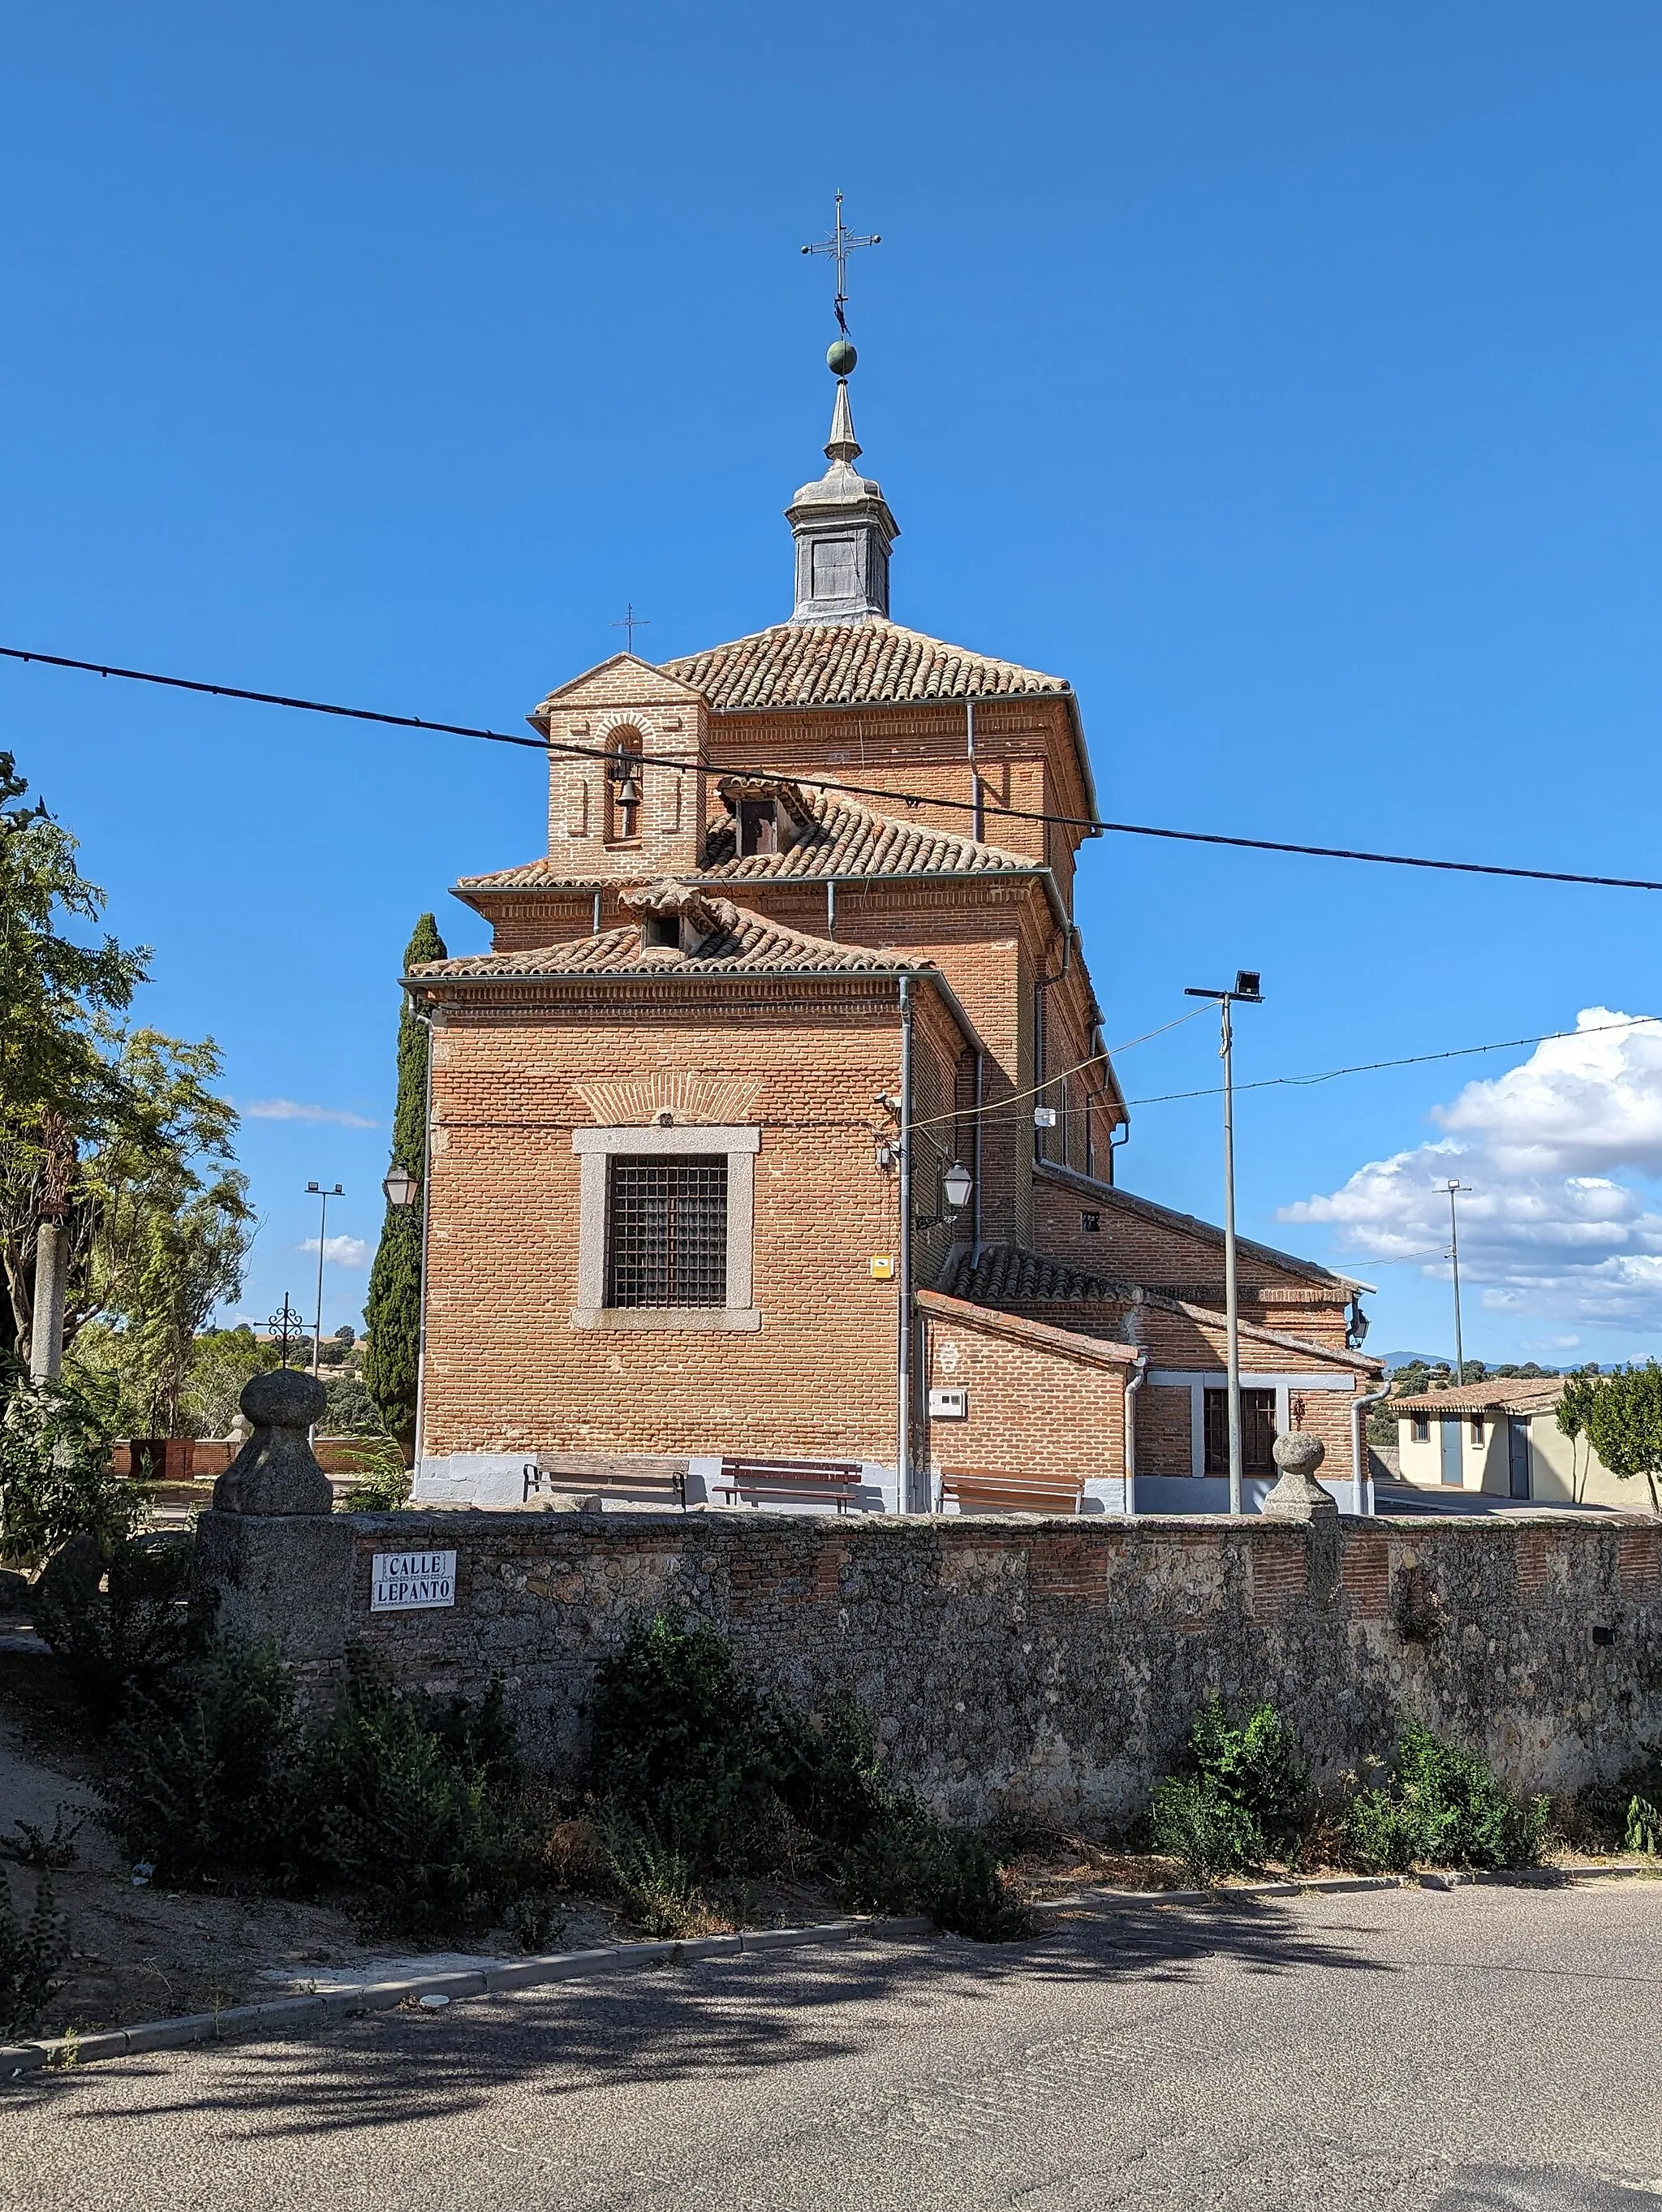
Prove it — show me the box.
[1392,1378,1643,1510]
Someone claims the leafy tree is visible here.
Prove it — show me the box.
[1555,1369,1600,1505]
[182,1326,279,1439]
[364,915,446,1459]
[1581,1365,1662,1516]
[0,1358,136,1565]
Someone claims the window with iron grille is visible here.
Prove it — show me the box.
[606,1155,728,1308]
[1203,1386,1278,1475]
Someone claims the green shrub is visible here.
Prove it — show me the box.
[0,1869,69,2038]
[1148,1696,1308,1877]
[588,1616,1026,1942]
[1150,1773,1264,1877]
[101,1636,305,1887]
[0,1361,135,1569]
[35,1533,199,1720]
[1346,1722,1549,1872]
[1575,1744,1662,1856]
[304,1652,538,1938]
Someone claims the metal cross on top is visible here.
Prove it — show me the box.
[611,602,650,653]
[801,190,881,334]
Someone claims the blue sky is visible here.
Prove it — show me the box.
[6,2,1662,1362]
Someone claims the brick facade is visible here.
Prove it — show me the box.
[406,443,1380,1505]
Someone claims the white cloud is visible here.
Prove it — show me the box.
[301,1235,371,1269]
[1281,1009,1662,1335]
[244,1099,378,1129]
[1432,1008,1662,1175]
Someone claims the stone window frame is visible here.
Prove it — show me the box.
[1147,1369,1354,1478]
[571,1124,760,1331]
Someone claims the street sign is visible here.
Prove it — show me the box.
[370,1550,457,1611]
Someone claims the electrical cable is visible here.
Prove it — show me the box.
[1122,1013,1662,1109]
[5,641,1661,893]
[901,1003,1209,1138]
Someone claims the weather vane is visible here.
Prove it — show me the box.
[801,191,881,375]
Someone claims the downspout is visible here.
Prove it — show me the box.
[967,698,983,842]
[1351,1382,1391,1517]
[411,1004,437,1479]
[898,976,915,1516]
[592,889,602,936]
[826,880,837,938]
[1124,1351,1147,1517]
[971,1048,985,1263]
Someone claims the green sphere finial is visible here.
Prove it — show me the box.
[826,337,857,377]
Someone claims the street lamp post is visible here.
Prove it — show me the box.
[1184,971,1264,1516]
[305,1182,344,1378]
[1444,1179,1472,1384]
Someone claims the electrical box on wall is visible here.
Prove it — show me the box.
[928,1387,967,1420]
[870,1255,895,1281]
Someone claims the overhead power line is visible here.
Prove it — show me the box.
[4,641,1660,895]
[1123,1014,1660,1109]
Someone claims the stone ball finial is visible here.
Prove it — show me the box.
[1261,1429,1337,1521]
[826,338,857,377]
[212,1368,333,1516]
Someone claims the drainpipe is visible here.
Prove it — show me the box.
[897,977,915,1516]
[411,1007,437,1480]
[592,889,602,936]
[967,699,983,842]
[826,880,837,938]
[971,1048,985,1263]
[1124,1352,1147,1517]
[1350,1382,1391,1517]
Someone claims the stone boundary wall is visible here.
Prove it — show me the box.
[195,1507,1662,1828]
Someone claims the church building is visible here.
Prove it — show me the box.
[406,361,1381,1515]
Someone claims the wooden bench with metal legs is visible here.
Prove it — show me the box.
[522,1462,687,1510]
[715,1456,866,1513]
[939,1467,1085,1516]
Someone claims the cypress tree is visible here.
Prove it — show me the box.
[363,914,446,1459]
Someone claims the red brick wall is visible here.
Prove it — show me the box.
[424,977,924,1464]
[920,1300,1130,1485]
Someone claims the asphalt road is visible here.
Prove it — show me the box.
[5,1883,1661,2211]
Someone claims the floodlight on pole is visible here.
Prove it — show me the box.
[1443,1179,1472,1383]
[305,1181,344,1379]
[1183,972,1264,1516]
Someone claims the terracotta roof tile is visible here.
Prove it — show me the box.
[409,895,937,983]
[945,1247,1139,1306]
[1389,1378,1566,1416]
[698,783,1035,882]
[658,621,1070,712]
[455,785,1038,896]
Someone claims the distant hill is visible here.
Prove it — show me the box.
[1377,1351,1452,1372]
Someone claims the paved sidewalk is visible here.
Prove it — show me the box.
[4,1883,1660,2210]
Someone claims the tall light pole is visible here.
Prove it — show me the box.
[1184,971,1264,1516]
[1444,1179,1471,1383]
[306,1181,344,1378]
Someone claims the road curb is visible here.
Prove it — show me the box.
[4,1860,1650,2083]
[0,1913,934,2082]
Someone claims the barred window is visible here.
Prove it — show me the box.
[1203,1386,1277,1475]
[606,1156,728,1309]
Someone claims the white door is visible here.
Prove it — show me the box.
[1440,1419,1462,1486]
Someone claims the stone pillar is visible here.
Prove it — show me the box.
[28,1218,67,1383]
[197,1369,355,1674]
[1260,1430,1337,1521]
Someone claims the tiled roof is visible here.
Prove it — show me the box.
[454,863,611,891]
[658,621,1070,712]
[454,786,1038,897]
[1390,1378,1566,1416]
[945,1248,1138,1306]
[699,782,1035,882]
[408,895,936,982]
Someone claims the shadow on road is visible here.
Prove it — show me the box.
[1433,2167,1662,2210]
[10,1894,1397,2137]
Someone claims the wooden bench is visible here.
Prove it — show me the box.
[715,1457,866,1513]
[522,1463,687,1510]
[940,1467,1085,1517]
